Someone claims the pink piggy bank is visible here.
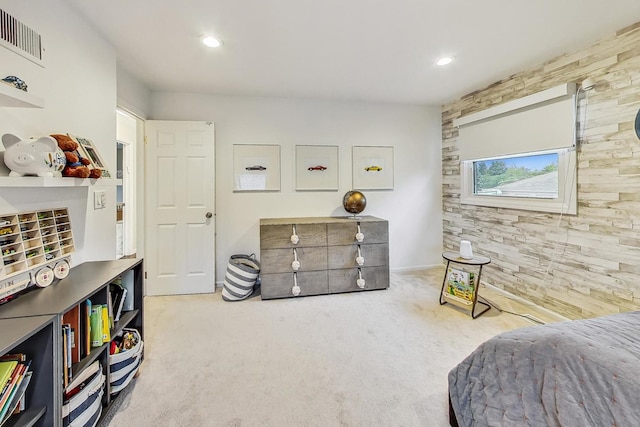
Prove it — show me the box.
[2,133,65,177]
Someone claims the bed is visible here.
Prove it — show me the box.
[448,310,640,427]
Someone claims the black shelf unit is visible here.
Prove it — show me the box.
[0,258,144,427]
[0,316,56,427]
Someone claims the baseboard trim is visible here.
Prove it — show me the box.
[390,264,443,273]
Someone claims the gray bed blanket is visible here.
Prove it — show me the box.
[448,311,640,426]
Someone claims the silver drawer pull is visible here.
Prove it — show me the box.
[356,245,365,266]
[355,224,364,242]
[291,248,300,271]
[292,272,301,296]
[291,225,299,245]
[357,268,366,289]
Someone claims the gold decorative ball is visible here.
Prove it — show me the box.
[343,191,367,214]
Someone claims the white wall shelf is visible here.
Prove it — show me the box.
[0,83,44,108]
[0,177,120,187]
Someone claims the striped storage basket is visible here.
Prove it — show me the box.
[62,370,105,427]
[222,254,261,301]
[109,328,143,394]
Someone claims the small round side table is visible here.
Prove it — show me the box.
[439,251,491,319]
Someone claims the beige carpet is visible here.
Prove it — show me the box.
[98,267,565,427]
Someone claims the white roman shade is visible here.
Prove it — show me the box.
[454,83,577,161]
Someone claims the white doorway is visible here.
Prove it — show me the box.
[116,109,139,258]
[144,120,215,296]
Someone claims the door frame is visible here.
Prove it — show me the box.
[116,109,139,257]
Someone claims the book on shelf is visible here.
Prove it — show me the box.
[0,359,29,420]
[62,305,81,363]
[120,271,135,311]
[110,282,127,322]
[442,267,476,306]
[101,305,111,343]
[0,362,17,395]
[0,363,18,411]
[0,370,32,426]
[61,324,72,388]
[90,305,103,348]
[84,299,92,356]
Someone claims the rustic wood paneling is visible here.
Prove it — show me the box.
[442,23,640,319]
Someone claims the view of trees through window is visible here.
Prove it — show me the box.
[473,152,559,198]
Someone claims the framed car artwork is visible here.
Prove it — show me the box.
[233,144,281,192]
[352,146,394,190]
[295,145,339,191]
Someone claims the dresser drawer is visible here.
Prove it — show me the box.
[260,246,327,274]
[327,220,388,246]
[261,271,328,299]
[328,266,390,293]
[327,243,389,269]
[260,223,326,249]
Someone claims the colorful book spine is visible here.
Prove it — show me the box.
[101,305,111,343]
[90,305,103,347]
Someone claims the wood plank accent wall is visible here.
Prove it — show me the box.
[441,22,640,319]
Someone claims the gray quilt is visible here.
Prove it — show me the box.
[448,311,640,426]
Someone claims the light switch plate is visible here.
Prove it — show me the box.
[94,190,106,209]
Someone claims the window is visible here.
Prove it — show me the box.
[473,152,558,199]
[454,83,578,215]
[461,148,576,214]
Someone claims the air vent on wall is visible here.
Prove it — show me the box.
[0,8,44,67]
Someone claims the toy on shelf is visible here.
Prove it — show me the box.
[50,134,101,179]
[0,208,75,303]
[1,134,65,177]
[1,76,28,92]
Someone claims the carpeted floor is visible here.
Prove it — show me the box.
[98,267,565,427]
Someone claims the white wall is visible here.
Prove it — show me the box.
[117,64,151,119]
[151,93,442,283]
[0,1,118,264]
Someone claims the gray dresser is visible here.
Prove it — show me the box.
[259,216,389,299]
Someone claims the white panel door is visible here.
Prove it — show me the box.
[145,121,215,295]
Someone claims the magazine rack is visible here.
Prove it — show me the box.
[439,251,491,319]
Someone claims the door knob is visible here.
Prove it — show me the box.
[205,212,213,219]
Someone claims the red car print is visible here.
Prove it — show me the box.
[307,165,327,171]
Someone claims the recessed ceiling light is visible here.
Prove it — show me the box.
[436,56,454,66]
[202,36,222,48]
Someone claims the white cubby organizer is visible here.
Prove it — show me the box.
[0,208,74,299]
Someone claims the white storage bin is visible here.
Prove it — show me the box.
[109,328,143,394]
[62,370,105,427]
[222,254,261,301]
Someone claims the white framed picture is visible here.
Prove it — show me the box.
[352,146,394,190]
[295,145,339,191]
[68,134,112,178]
[233,144,281,192]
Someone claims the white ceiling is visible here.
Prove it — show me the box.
[65,0,640,105]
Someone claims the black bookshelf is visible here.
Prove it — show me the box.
[0,316,55,427]
[0,258,144,427]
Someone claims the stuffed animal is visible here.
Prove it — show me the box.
[50,134,102,178]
